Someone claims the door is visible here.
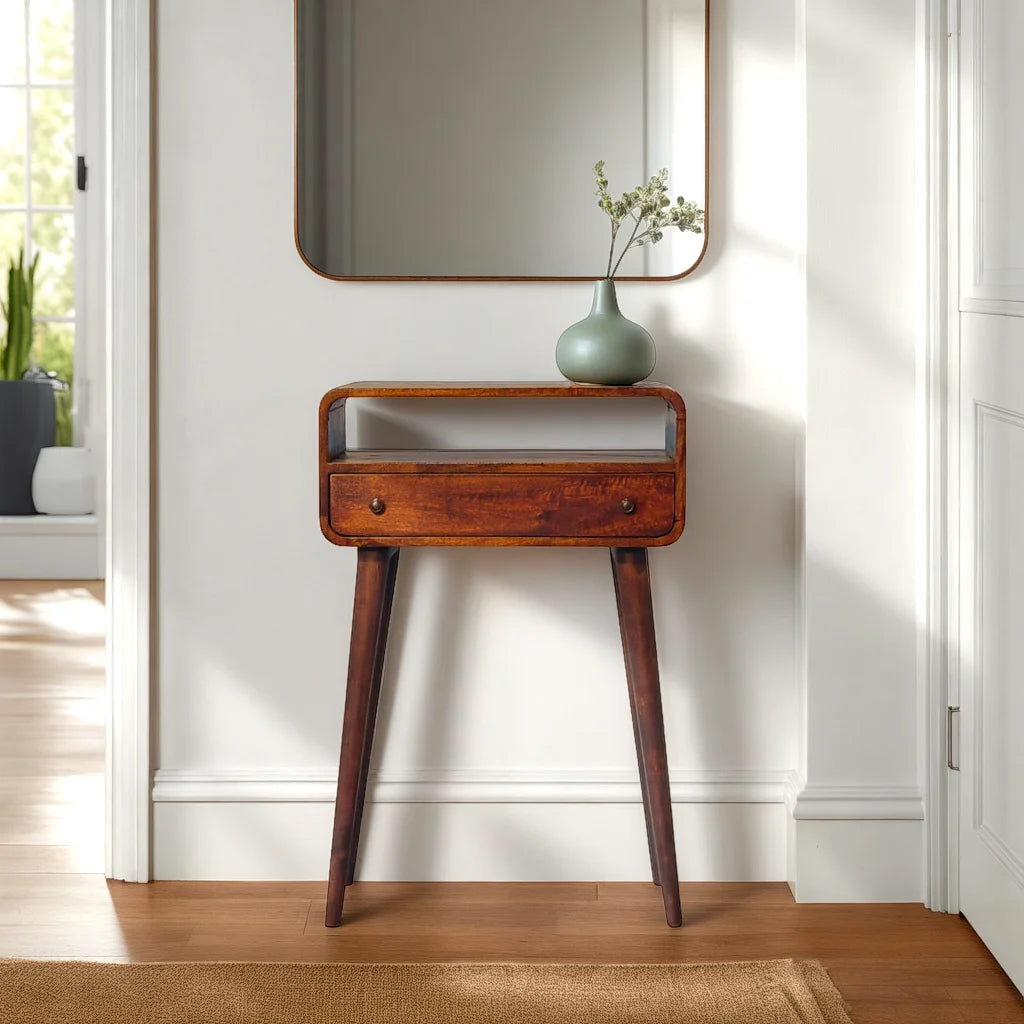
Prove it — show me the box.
[956,0,1024,993]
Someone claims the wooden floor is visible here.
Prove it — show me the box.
[1,581,1022,1024]
[0,580,104,874]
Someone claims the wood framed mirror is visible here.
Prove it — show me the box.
[295,0,709,281]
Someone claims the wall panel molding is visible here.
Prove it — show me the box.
[958,0,1024,312]
[152,767,791,805]
[154,767,924,819]
[785,779,925,821]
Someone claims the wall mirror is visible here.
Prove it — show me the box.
[295,0,708,281]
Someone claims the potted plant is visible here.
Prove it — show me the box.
[0,246,55,514]
[555,162,704,386]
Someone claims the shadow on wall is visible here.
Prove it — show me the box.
[150,305,915,882]
[342,319,803,881]
[350,302,915,879]
[149,317,808,880]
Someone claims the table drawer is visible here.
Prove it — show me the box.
[329,472,676,539]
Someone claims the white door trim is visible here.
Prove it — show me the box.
[104,0,151,883]
[942,0,962,916]
[917,0,959,913]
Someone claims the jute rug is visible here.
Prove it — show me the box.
[0,959,852,1023]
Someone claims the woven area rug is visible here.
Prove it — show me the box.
[0,959,852,1023]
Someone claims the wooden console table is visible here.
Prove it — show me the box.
[318,382,687,927]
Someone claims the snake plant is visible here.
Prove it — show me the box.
[1,246,40,381]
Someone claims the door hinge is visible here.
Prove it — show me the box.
[947,705,961,771]
[76,156,88,192]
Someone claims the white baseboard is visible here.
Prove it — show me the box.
[785,774,925,901]
[150,767,927,895]
[0,515,102,579]
[150,767,789,881]
[787,817,924,902]
[153,801,788,882]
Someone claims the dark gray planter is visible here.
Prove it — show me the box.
[0,379,56,515]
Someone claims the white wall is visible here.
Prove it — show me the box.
[645,0,708,277]
[791,0,923,900]
[153,0,920,897]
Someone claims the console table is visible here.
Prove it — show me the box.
[318,382,687,927]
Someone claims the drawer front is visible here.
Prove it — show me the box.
[329,473,676,539]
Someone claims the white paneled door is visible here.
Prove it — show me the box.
[956,0,1024,993]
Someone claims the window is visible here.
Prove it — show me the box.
[0,0,79,445]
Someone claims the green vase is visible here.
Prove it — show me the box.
[555,278,656,386]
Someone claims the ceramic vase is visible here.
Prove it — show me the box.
[32,446,95,515]
[555,278,656,386]
[0,379,56,514]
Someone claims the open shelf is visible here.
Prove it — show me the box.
[325,449,675,473]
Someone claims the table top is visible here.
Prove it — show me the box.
[320,381,685,407]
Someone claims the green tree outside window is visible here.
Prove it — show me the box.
[0,1,76,446]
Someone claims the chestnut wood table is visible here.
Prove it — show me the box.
[318,382,687,927]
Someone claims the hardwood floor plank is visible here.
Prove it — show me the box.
[845,1004,967,1024]
[109,880,327,901]
[0,924,194,959]
[0,844,102,873]
[823,957,1010,985]
[944,984,1024,1003]
[958,1009,1024,1024]
[1,580,105,883]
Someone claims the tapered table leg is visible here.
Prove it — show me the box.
[345,549,400,886]
[610,549,660,887]
[326,546,399,927]
[610,547,682,927]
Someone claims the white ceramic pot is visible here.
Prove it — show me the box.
[31,447,96,515]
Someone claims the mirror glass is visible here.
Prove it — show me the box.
[296,0,708,279]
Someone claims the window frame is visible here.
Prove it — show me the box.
[0,0,105,454]
[73,0,105,457]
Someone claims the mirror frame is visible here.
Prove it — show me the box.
[293,0,709,282]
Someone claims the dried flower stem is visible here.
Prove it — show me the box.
[592,160,704,279]
[609,216,643,279]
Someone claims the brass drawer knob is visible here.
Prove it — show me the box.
[368,497,386,515]
[620,498,636,515]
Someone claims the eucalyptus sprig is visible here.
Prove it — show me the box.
[594,160,703,279]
